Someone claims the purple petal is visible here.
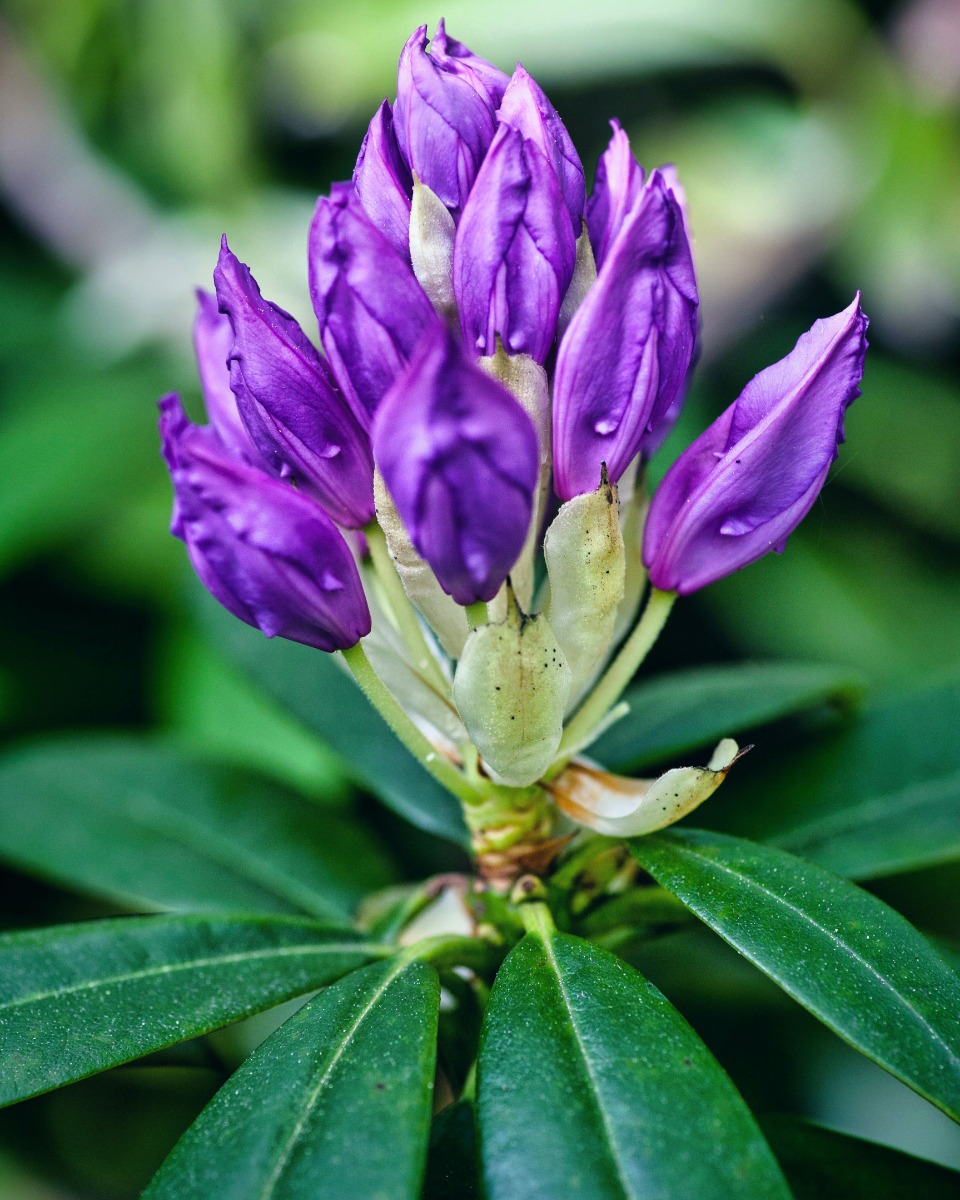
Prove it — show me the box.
[193,289,260,465]
[453,125,577,364]
[553,172,698,499]
[214,238,374,529]
[308,187,439,419]
[159,394,370,651]
[352,99,413,260]
[643,295,869,594]
[431,19,510,107]
[372,324,539,605]
[394,25,499,211]
[585,119,645,270]
[498,64,585,234]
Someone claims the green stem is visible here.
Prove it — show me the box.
[365,523,449,693]
[401,934,503,976]
[551,588,677,774]
[465,601,488,628]
[342,641,480,808]
[517,900,556,939]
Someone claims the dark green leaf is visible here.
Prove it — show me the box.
[477,928,790,1199]
[709,674,960,879]
[593,662,863,772]
[199,590,468,845]
[631,830,960,1121]
[763,1115,960,1199]
[0,914,379,1106]
[424,1101,479,1200]
[0,737,397,918]
[145,957,439,1200]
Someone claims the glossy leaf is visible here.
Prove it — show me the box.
[424,1101,480,1200]
[709,674,960,879]
[592,661,863,771]
[0,914,379,1106]
[145,957,439,1200]
[0,737,397,918]
[199,588,469,845]
[631,829,960,1121]
[763,1115,960,1199]
[477,928,790,1199]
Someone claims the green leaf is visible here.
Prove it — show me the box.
[477,928,790,1199]
[199,589,468,845]
[424,1101,480,1200]
[631,829,960,1121]
[709,674,960,879]
[592,661,864,772]
[145,957,439,1200]
[0,914,379,1106]
[763,1115,960,1199]
[0,737,397,919]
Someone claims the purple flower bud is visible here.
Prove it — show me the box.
[214,238,375,530]
[308,186,439,419]
[431,19,510,108]
[159,394,371,651]
[352,100,413,261]
[372,324,539,605]
[643,296,869,595]
[498,65,585,235]
[585,120,645,270]
[552,171,698,500]
[453,125,577,363]
[394,25,499,211]
[192,289,260,465]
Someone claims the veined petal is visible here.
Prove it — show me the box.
[394,25,499,211]
[159,394,370,652]
[431,19,510,108]
[553,172,698,499]
[214,238,374,529]
[308,186,439,419]
[192,289,260,464]
[372,324,539,605]
[585,120,645,270]
[453,125,577,364]
[644,296,869,594]
[498,64,585,234]
[352,99,413,260]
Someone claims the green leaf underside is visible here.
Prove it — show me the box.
[200,591,468,845]
[592,662,863,772]
[709,674,960,879]
[631,830,960,1121]
[145,957,439,1200]
[477,930,790,1200]
[0,915,378,1107]
[0,738,397,918]
[762,1115,960,1199]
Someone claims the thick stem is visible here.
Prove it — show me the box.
[341,641,480,808]
[551,588,677,775]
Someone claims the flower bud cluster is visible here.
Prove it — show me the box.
[159,24,868,858]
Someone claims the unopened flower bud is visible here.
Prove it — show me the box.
[544,467,626,703]
[453,588,572,786]
[159,394,370,652]
[644,296,869,594]
[352,100,413,260]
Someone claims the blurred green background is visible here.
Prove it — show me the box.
[1,0,959,1194]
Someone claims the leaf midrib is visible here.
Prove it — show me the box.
[258,959,408,1200]
[659,847,960,1080]
[0,940,375,1015]
[540,935,634,1200]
